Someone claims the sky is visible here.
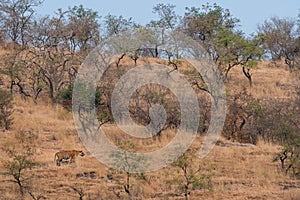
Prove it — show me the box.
[36,0,300,35]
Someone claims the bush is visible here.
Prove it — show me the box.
[269,100,300,178]
[223,89,262,144]
[223,89,300,178]
[172,151,213,199]
[60,85,102,109]
[251,94,300,178]
[4,148,36,196]
[0,89,13,130]
[60,85,73,109]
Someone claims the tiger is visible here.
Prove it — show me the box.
[54,150,85,166]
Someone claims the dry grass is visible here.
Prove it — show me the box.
[201,141,299,200]
[226,62,299,100]
[0,62,299,199]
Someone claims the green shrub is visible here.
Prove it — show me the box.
[60,85,102,109]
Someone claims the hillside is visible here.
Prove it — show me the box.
[0,62,299,200]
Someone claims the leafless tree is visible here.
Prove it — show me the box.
[27,11,79,103]
[0,0,44,47]
[258,17,300,70]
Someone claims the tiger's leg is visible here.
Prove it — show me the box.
[69,155,75,163]
[56,159,61,166]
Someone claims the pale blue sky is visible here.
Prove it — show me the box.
[36,0,300,35]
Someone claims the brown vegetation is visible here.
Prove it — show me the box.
[0,1,299,199]
[0,61,299,199]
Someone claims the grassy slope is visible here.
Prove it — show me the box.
[0,62,299,199]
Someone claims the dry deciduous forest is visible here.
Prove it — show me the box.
[0,1,299,199]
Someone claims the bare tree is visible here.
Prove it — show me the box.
[0,40,34,99]
[27,12,77,103]
[0,0,44,47]
[258,17,299,70]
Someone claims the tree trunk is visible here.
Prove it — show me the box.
[242,66,252,87]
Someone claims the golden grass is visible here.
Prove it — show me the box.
[0,62,299,199]
[226,62,299,100]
